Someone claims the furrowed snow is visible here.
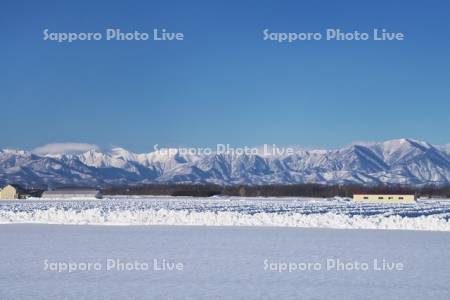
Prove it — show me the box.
[1,197,449,231]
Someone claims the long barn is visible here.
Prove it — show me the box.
[353,194,416,203]
[42,188,102,199]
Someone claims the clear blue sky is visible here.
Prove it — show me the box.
[2,0,449,152]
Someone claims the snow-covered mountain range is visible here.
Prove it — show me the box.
[1,139,449,187]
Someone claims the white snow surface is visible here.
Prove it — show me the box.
[0,225,449,299]
[1,197,450,231]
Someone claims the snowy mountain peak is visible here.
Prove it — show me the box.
[1,149,30,156]
[109,147,137,161]
[1,139,449,187]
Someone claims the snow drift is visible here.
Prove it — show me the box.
[1,197,449,231]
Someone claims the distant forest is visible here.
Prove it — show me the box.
[103,184,450,198]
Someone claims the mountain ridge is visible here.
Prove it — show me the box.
[1,139,449,188]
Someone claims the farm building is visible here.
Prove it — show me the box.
[42,188,102,199]
[0,184,28,200]
[353,194,416,203]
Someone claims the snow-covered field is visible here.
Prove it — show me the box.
[1,198,449,299]
[0,224,449,299]
[0,196,450,231]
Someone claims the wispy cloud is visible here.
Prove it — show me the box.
[32,143,99,155]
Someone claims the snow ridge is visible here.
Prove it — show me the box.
[1,197,449,231]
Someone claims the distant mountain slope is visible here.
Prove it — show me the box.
[1,139,449,187]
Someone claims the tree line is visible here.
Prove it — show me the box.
[103,183,450,198]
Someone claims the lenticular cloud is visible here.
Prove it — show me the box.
[32,143,99,155]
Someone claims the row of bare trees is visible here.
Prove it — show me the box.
[103,184,450,198]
